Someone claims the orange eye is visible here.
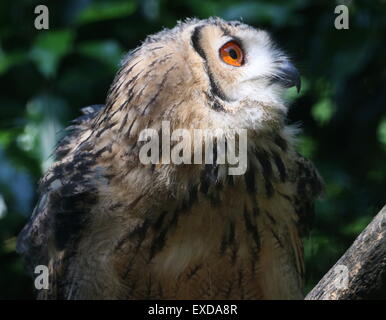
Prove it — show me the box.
[219,41,244,67]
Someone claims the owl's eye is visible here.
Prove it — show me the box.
[219,41,244,67]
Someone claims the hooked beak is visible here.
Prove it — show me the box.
[271,60,301,93]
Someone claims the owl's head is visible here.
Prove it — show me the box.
[105,17,300,137]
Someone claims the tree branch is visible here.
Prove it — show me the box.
[306,205,386,300]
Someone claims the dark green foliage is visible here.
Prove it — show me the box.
[0,0,385,299]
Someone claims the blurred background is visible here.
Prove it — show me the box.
[0,0,385,299]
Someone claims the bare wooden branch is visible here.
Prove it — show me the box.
[306,205,386,300]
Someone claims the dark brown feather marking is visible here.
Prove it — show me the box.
[265,210,277,225]
[191,25,229,106]
[220,220,236,255]
[255,150,274,197]
[272,151,287,182]
[269,227,284,248]
[243,207,260,257]
[148,53,173,68]
[141,66,176,116]
[244,161,257,194]
[126,218,151,251]
[118,113,128,133]
[274,134,288,152]
[186,264,202,280]
[149,228,168,260]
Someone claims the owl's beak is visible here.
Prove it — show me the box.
[272,60,301,93]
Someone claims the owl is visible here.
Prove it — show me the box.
[17,17,323,300]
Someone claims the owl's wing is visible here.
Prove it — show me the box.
[16,105,104,298]
[292,153,324,237]
[273,153,324,293]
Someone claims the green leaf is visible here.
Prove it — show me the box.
[221,2,298,26]
[18,95,68,170]
[0,50,25,75]
[342,216,372,237]
[298,135,317,158]
[377,117,386,150]
[29,30,75,78]
[76,1,137,25]
[78,40,124,69]
[311,98,336,126]
[3,237,15,253]
[0,131,12,147]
